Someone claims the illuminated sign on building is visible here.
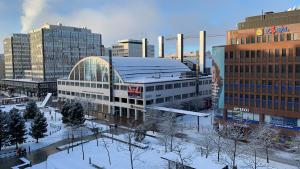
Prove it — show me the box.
[128,86,143,98]
[264,26,288,34]
[256,29,263,36]
[256,26,289,35]
[233,107,249,112]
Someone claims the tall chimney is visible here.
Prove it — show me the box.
[177,33,184,62]
[158,36,164,58]
[196,50,200,96]
[142,38,148,58]
[199,31,206,74]
[108,50,113,103]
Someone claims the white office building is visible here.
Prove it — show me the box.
[112,39,154,58]
[57,56,212,121]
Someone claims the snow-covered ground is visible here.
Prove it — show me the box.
[0,104,93,156]
[28,133,298,169]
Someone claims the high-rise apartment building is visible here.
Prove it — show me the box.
[213,9,300,131]
[112,39,154,57]
[29,23,102,81]
[3,34,31,79]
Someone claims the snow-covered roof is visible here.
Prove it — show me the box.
[147,106,210,117]
[101,56,192,83]
[68,56,192,84]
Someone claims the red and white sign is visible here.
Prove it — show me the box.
[128,86,143,98]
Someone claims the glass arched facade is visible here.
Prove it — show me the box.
[68,57,123,83]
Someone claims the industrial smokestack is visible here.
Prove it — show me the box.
[158,36,164,58]
[177,33,184,62]
[199,31,206,74]
[108,50,113,103]
[142,38,148,58]
[196,50,200,96]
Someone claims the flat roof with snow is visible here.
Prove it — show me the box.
[147,106,210,117]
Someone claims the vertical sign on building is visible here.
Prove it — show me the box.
[199,31,206,74]
[158,36,164,58]
[212,46,225,116]
[177,33,184,62]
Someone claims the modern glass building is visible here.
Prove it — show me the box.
[57,56,212,121]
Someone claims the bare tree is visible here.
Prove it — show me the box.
[291,135,300,169]
[200,127,214,158]
[100,132,112,166]
[242,127,266,169]
[118,121,145,169]
[145,108,178,152]
[220,121,246,169]
[211,129,223,162]
[256,125,278,163]
[172,142,193,168]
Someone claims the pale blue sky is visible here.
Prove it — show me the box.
[0,0,299,54]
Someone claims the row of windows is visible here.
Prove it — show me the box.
[229,32,300,45]
[225,65,300,77]
[145,80,211,92]
[225,48,300,61]
[58,81,130,91]
[58,90,144,106]
[146,90,211,105]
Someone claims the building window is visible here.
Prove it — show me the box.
[129,99,135,104]
[97,95,102,100]
[121,85,127,90]
[121,98,127,103]
[182,82,188,87]
[262,35,266,43]
[182,94,189,99]
[156,98,164,104]
[274,34,278,42]
[287,33,291,41]
[146,100,153,105]
[146,86,154,92]
[280,34,285,41]
[174,95,181,100]
[165,96,173,102]
[165,84,173,89]
[256,36,261,43]
[156,85,164,91]
[189,81,196,86]
[137,100,143,105]
[174,83,181,88]
[103,84,109,89]
[103,96,109,101]
[114,97,120,102]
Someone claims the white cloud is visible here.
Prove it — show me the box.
[20,0,161,47]
[21,0,47,33]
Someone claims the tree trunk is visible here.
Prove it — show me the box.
[266,147,269,163]
[106,148,111,165]
[170,136,173,151]
[206,145,209,158]
[217,136,221,162]
[0,141,2,151]
[233,140,237,168]
[81,131,84,160]
[255,149,257,169]
[36,138,39,143]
